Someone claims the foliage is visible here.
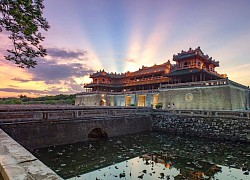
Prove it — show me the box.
[0,94,76,105]
[0,98,22,104]
[155,103,163,109]
[130,104,136,106]
[0,0,50,68]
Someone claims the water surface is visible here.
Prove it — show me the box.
[33,132,250,179]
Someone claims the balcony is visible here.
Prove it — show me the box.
[84,76,170,88]
[124,77,169,86]
[161,79,229,89]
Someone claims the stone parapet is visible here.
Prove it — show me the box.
[154,109,250,119]
[0,105,151,124]
[0,128,61,180]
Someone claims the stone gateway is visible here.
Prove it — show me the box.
[76,47,250,111]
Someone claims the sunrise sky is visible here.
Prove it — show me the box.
[0,0,250,97]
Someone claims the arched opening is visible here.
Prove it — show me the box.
[100,99,106,106]
[88,128,108,140]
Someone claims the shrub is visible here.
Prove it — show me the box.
[155,103,163,109]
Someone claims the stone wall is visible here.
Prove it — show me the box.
[76,92,159,107]
[0,129,61,179]
[152,112,250,142]
[77,84,250,110]
[145,93,154,107]
[75,94,103,106]
[115,95,126,106]
[1,105,250,179]
[109,95,116,106]
[159,85,249,110]
[1,114,152,150]
[1,104,250,151]
[229,86,248,110]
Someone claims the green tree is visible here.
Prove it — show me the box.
[0,0,50,68]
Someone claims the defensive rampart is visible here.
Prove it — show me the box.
[1,105,250,179]
[152,109,250,142]
[76,79,250,110]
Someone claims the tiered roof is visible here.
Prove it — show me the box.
[90,61,171,79]
[126,61,171,77]
[89,47,221,80]
[173,47,219,67]
[90,70,125,78]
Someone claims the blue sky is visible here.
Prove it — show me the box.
[0,0,250,97]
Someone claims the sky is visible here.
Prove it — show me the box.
[0,0,250,97]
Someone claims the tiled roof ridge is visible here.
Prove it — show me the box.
[91,61,171,77]
[173,47,219,65]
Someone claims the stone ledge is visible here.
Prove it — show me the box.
[0,128,61,180]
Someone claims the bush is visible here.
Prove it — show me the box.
[155,103,163,109]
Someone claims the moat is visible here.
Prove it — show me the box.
[33,132,250,180]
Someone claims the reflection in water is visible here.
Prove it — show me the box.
[33,132,250,179]
[142,153,222,179]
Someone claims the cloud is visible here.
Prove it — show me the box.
[47,48,86,60]
[0,88,46,94]
[11,78,31,83]
[27,47,95,87]
[29,58,94,84]
[8,85,18,88]
[0,87,72,96]
[0,46,96,97]
[61,79,84,92]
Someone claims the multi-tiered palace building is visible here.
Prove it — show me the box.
[76,47,250,110]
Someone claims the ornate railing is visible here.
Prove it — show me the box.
[161,79,229,89]
[0,105,152,124]
[84,76,169,88]
[76,89,160,96]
